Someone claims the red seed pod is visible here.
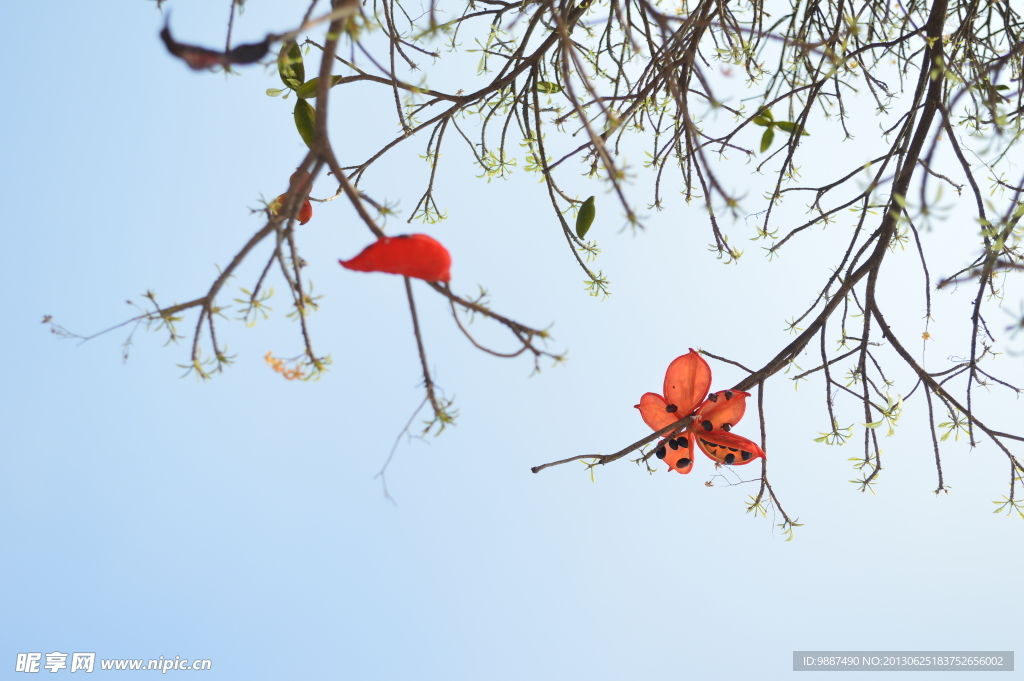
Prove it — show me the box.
[272,170,314,225]
[288,169,312,199]
[161,22,271,71]
[272,194,313,224]
[634,348,764,475]
[339,234,452,283]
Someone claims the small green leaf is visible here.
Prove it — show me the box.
[995,84,1010,91]
[774,121,810,136]
[296,75,345,99]
[862,420,883,429]
[575,196,596,238]
[760,127,775,153]
[294,98,316,148]
[536,81,562,94]
[296,80,318,99]
[752,115,773,127]
[266,88,285,97]
[756,106,774,121]
[278,41,305,89]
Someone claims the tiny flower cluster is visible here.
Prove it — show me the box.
[264,352,307,381]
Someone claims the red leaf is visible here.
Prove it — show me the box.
[339,234,452,283]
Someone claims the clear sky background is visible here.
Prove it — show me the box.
[2,1,1022,679]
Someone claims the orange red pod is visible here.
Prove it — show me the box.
[271,169,313,225]
[634,348,765,474]
[339,234,452,283]
[161,22,271,71]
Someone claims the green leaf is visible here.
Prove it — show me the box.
[995,84,1010,91]
[536,81,562,94]
[760,127,775,153]
[278,41,305,89]
[752,115,773,127]
[266,88,285,97]
[296,75,345,99]
[756,106,773,121]
[295,80,317,99]
[775,121,810,136]
[862,420,883,429]
[575,196,596,238]
[294,98,316,148]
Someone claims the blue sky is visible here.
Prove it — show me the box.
[2,1,1022,679]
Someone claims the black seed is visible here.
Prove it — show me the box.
[722,423,732,432]
[741,451,752,461]
[678,458,691,469]
[707,392,719,402]
[702,420,713,431]
[669,438,679,451]
[701,438,716,448]
[665,404,678,413]
[724,390,734,400]
[677,436,689,449]
[724,453,736,464]
[656,446,666,459]
[727,447,738,452]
